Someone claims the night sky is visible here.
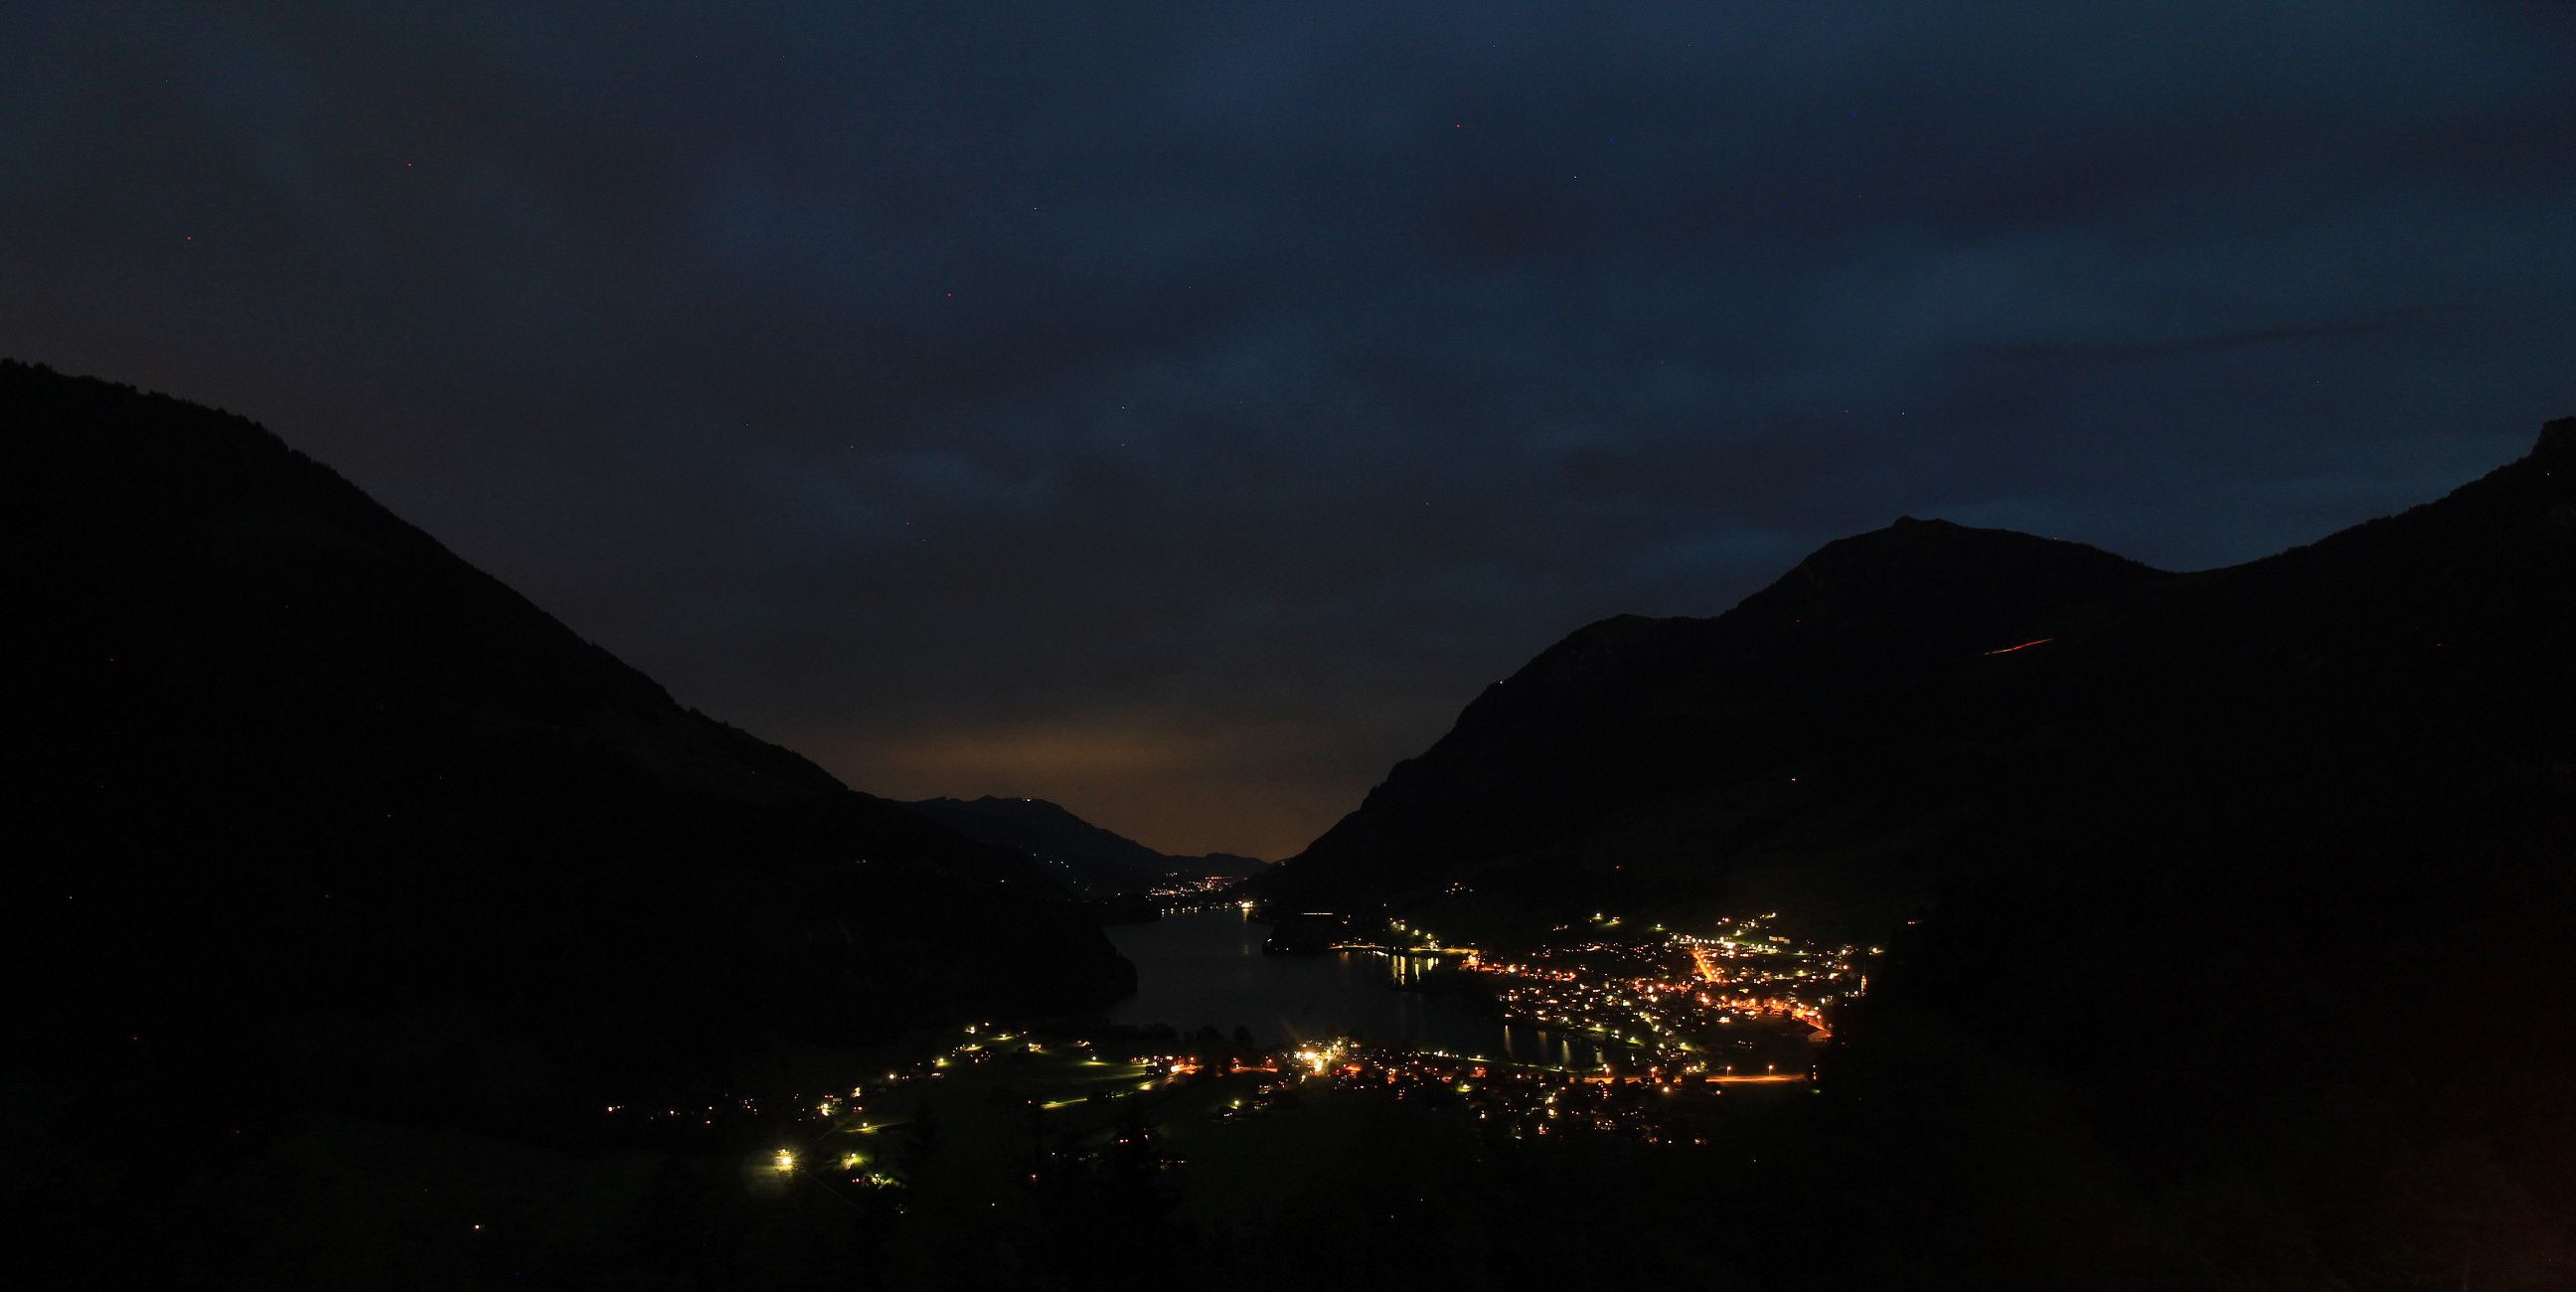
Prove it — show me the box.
[7,4,2573,859]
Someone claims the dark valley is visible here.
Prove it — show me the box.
[11,361,2568,1289]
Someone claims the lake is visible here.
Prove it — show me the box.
[1105,906,1631,1069]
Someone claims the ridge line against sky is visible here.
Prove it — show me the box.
[5,2,2571,857]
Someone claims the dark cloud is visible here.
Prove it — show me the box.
[7,1,2573,856]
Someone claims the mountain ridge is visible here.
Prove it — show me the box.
[1267,515,2169,916]
[906,794,1272,894]
[1251,416,2576,1283]
[3,359,1133,1095]
[1269,420,2575,923]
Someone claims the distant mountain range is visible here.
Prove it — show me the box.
[1257,415,2576,1282]
[3,361,1132,1110]
[906,794,1270,895]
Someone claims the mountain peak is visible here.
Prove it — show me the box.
[1751,518,2162,635]
[2539,415,2576,459]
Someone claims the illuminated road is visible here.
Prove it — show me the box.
[1689,944,1722,984]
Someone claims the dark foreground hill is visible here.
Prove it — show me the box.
[1261,417,2576,1286]
[907,794,1271,895]
[0,363,1131,1281]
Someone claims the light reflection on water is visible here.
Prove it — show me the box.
[1104,908,1628,1069]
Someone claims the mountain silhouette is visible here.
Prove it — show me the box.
[907,794,1271,895]
[3,361,1132,1112]
[1266,425,2575,929]
[1265,516,2166,921]
[1258,417,2576,1284]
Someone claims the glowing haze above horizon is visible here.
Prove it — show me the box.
[4,3,2573,857]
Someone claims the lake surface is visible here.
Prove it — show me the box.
[1105,907,1630,1069]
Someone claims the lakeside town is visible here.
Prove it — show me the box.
[594,905,1878,1215]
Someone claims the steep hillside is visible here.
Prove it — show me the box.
[1265,518,2169,926]
[1,361,1132,1105]
[1269,425,2576,930]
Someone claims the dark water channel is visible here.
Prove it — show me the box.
[1105,907,1631,1069]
